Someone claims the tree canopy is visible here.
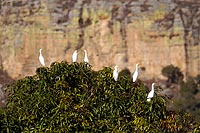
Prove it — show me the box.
[0,62,199,132]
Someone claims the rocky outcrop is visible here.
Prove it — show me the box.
[0,0,199,80]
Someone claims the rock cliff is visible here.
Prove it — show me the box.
[0,0,199,80]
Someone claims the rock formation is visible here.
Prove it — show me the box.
[0,0,199,80]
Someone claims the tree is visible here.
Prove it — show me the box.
[180,77,198,98]
[118,67,132,79]
[0,62,199,132]
[162,65,184,84]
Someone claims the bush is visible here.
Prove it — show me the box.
[0,62,199,132]
[118,67,131,79]
[195,75,200,85]
[174,76,200,121]
[180,77,198,99]
[162,65,184,84]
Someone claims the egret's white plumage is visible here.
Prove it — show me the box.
[84,50,89,63]
[72,50,78,62]
[132,64,139,82]
[39,49,45,66]
[147,83,155,102]
[113,65,118,81]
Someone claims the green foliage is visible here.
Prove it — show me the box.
[0,62,199,132]
[195,75,200,85]
[180,77,198,98]
[162,65,184,84]
[161,111,198,132]
[118,67,131,79]
[174,76,200,121]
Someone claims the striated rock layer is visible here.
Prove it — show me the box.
[0,0,199,80]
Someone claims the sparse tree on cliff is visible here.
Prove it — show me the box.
[162,64,184,84]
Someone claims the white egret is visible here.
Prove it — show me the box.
[39,48,45,66]
[147,83,155,102]
[113,65,118,81]
[72,50,78,62]
[84,50,89,63]
[132,64,139,82]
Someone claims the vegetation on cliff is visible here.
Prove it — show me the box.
[162,64,200,122]
[0,62,200,132]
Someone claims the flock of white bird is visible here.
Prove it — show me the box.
[38,48,154,102]
[113,63,155,102]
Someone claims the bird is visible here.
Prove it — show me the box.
[84,50,89,63]
[72,50,78,62]
[113,65,118,81]
[39,48,45,66]
[132,64,139,82]
[147,83,155,102]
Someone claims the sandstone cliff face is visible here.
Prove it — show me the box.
[0,0,199,80]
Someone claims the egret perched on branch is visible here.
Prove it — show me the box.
[39,48,45,66]
[132,63,139,82]
[113,65,118,81]
[84,50,89,63]
[147,83,155,102]
[72,50,78,62]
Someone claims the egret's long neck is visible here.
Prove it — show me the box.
[115,66,118,71]
[151,84,154,91]
[135,65,138,71]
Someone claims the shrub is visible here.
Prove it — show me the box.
[180,77,198,99]
[0,62,199,132]
[118,67,131,79]
[162,65,184,84]
[195,75,200,85]
[175,76,200,121]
